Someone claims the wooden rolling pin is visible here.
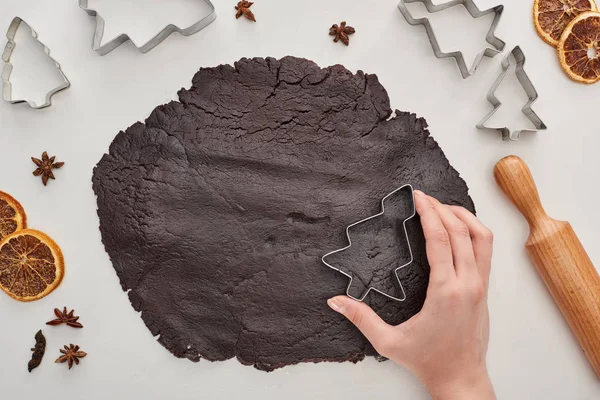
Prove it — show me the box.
[494,155,600,378]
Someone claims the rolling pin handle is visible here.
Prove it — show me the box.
[493,155,548,226]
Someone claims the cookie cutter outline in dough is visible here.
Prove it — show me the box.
[397,0,505,79]
[79,0,217,55]
[322,184,416,303]
[2,17,71,109]
[476,46,547,141]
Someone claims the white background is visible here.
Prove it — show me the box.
[1,0,599,398]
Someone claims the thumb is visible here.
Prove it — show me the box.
[328,296,394,354]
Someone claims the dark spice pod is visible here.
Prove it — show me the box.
[28,330,46,372]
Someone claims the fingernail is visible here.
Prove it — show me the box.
[414,190,425,198]
[327,298,345,314]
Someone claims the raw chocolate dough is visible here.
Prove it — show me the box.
[92,56,475,371]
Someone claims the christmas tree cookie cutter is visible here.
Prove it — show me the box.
[2,17,70,109]
[477,46,547,141]
[322,184,416,302]
[79,0,217,55]
[397,0,505,79]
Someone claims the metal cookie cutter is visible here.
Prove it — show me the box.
[2,17,70,109]
[477,46,547,141]
[397,0,505,79]
[322,184,416,302]
[79,0,217,55]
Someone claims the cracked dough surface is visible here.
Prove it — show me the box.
[92,56,475,371]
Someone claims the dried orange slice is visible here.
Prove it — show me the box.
[0,190,27,241]
[534,0,598,46]
[0,229,64,302]
[558,11,600,83]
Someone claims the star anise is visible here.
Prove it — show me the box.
[235,1,256,22]
[31,151,64,186]
[329,21,355,46]
[46,307,84,328]
[55,344,87,370]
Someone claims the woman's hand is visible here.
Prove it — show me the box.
[327,191,495,400]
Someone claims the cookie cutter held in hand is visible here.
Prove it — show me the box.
[79,0,217,55]
[2,17,70,109]
[397,0,505,79]
[477,46,547,141]
[322,184,416,302]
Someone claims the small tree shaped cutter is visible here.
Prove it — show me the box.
[1,17,70,109]
[322,184,417,302]
[477,46,548,141]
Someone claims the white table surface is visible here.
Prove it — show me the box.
[1,0,599,398]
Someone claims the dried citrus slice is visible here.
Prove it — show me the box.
[0,229,64,302]
[558,11,600,83]
[0,190,27,241]
[534,0,598,46]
